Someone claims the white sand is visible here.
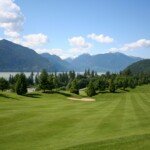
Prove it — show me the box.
[68,97,95,102]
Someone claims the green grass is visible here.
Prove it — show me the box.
[0,85,150,150]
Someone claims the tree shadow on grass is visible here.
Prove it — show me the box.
[0,93,19,100]
[97,89,130,94]
[41,90,72,97]
[55,91,72,97]
[24,93,41,98]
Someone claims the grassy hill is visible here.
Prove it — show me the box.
[0,85,150,150]
[124,59,150,74]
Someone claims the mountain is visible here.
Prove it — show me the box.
[0,39,53,72]
[40,53,71,71]
[69,52,142,72]
[64,57,73,63]
[124,59,150,74]
[0,39,143,72]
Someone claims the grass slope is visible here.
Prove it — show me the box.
[0,85,150,150]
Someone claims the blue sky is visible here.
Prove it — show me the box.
[0,0,150,58]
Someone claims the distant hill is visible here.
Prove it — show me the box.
[0,39,53,72]
[40,53,71,71]
[69,52,142,72]
[124,59,150,74]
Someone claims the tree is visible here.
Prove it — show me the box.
[97,79,106,92]
[109,79,116,93]
[48,74,55,91]
[86,81,96,97]
[35,74,39,85]
[27,72,34,86]
[128,78,136,89]
[15,74,27,95]
[122,78,128,90]
[70,79,79,95]
[0,78,9,91]
[39,69,49,92]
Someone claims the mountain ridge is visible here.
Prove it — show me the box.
[0,39,143,72]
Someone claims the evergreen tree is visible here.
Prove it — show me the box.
[86,81,96,97]
[15,74,27,95]
[70,79,79,94]
[128,78,136,89]
[27,72,34,86]
[39,69,49,92]
[48,74,54,91]
[35,74,39,85]
[97,79,106,92]
[109,79,116,93]
[0,77,9,91]
[122,78,128,90]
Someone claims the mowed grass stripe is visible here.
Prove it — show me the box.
[96,94,126,135]
[136,93,150,113]
[131,94,150,129]
[47,95,120,149]
[138,93,150,107]
[121,93,140,133]
[64,133,150,150]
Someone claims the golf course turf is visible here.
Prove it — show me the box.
[0,85,150,150]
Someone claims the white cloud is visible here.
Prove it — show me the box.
[87,33,114,43]
[109,39,150,52]
[0,0,49,49]
[0,0,24,39]
[69,48,91,57]
[68,36,92,56]
[36,48,71,59]
[23,33,48,48]
[68,36,92,49]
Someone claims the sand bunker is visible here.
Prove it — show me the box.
[68,97,95,102]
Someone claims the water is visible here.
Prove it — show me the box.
[0,72,105,79]
[0,72,39,79]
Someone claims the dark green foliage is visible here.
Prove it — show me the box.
[109,79,116,93]
[39,69,49,92]
[70,79,79,95]
[15,74,27,95]
[122,78,128,90]
[96,79,106,92]
[78,78,89,89]
[128,77,136,89]
[27,72,34,86]
[124,59,150,75]
[0,77,9,91]
[48,75,55,91]
[86,81,96,97]
[35,74,39,85]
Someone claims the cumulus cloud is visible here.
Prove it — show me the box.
[109,39,150,52]
[87,33,114,43]
[0,0,49,49]
[0,0,24,39]
[68,36,92,57]
[36,48,70,59]
[68,36,92,49]
[23,33,48,48]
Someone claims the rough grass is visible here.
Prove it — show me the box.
[0,85,150,150]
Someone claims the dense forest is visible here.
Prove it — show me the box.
[124,59,150,74]
[0,69,150,97]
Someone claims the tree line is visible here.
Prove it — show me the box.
[0,69,150,96]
